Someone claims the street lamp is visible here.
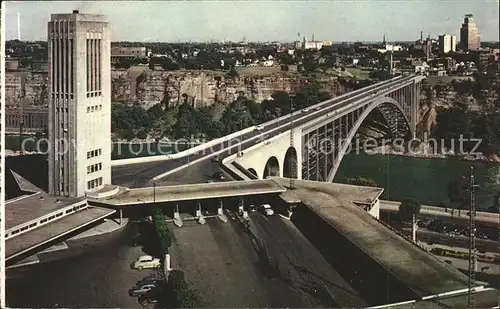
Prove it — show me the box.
[153,181,156,203]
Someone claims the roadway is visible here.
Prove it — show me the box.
[247,211,367,307]
[380,200,500,228]
[112,75,418,188]
[415,229,498,253]
[98,179,287,206]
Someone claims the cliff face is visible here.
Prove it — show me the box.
[6,68,309,109]
[115,68,299,109]
[5,71,48,107]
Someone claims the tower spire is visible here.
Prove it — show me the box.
[383,33,386,45]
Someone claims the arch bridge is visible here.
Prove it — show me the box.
[228,75,424,182]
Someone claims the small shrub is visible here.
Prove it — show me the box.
[166,270,198,308]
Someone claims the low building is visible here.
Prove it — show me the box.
[111,46,147,62]
[413,61,430,74]
[5,107,48,133]
[6,58,19,71]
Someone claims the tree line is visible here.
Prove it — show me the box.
[111,80,332,140]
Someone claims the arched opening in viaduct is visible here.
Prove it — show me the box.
[327,99,413,183]
[263,156,280,178]
[247,168,258,178]
[283,147,298,179]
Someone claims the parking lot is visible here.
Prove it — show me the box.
[6,223,162,308]
[167,205,366,307]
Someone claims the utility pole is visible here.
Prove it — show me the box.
[468,166,478,308]
[19,73,26,153]
[200,65,204,107]
[289,92,295,190]
[153,181,156,203]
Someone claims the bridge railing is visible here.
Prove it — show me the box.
[111,126,257,167]
[231,161,258,180]
[258,75,406,129]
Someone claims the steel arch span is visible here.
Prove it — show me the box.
[301,97,415,183]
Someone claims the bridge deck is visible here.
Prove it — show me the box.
[6,207,115,261]
[100,179,287,206]
[274,178,470,297]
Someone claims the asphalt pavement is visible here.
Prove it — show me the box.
[247,212,367,307]
[167,210,367,307]
[6,223,157,308]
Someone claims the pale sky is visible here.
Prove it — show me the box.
[4,0,500,42]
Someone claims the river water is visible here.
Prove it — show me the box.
[336,152,499,210]
[6,135,499,209]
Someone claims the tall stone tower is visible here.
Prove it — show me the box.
[48,11,111,197]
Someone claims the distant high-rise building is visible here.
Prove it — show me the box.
[438,34,457,54]
[48,11,111,197]
[423,35,433,60]
[460,14,481,51]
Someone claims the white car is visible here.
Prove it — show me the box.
[260,204,274,216]
[255,125,264,131]
[132,255,161,270]
[302,108,309,113]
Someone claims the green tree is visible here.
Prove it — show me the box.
[220,100,254,134]
[151,108,177,139]
[226,67,239,79]
[345,176,378,187]
[433,104,472,151]
[398,198,422,222]
[136,129,148,140]
[174,103,197,139]
[166,270,198,308]
[447,176,469,216]
[152,208,172,255]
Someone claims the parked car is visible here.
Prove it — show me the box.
[138,288,161,305]
[129,283,156,297]
[136,277,161,287]
[212,172,225,180]
[131,255,161,270]
[302,108,309,113]
[255,125,264,131]
[260,204,274,216]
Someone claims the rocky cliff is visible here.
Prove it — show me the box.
[5,67,330,109]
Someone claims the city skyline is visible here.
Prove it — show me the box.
[4,0,500,43]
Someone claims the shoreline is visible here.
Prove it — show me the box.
[367,146,500,165]
[6,147,500,164]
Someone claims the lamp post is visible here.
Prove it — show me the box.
[153,181,156,203]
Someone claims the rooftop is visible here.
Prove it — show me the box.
[274,178,471,297]
[5,207,115,262]
[6,193,86,230]
[93,179,287,206]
